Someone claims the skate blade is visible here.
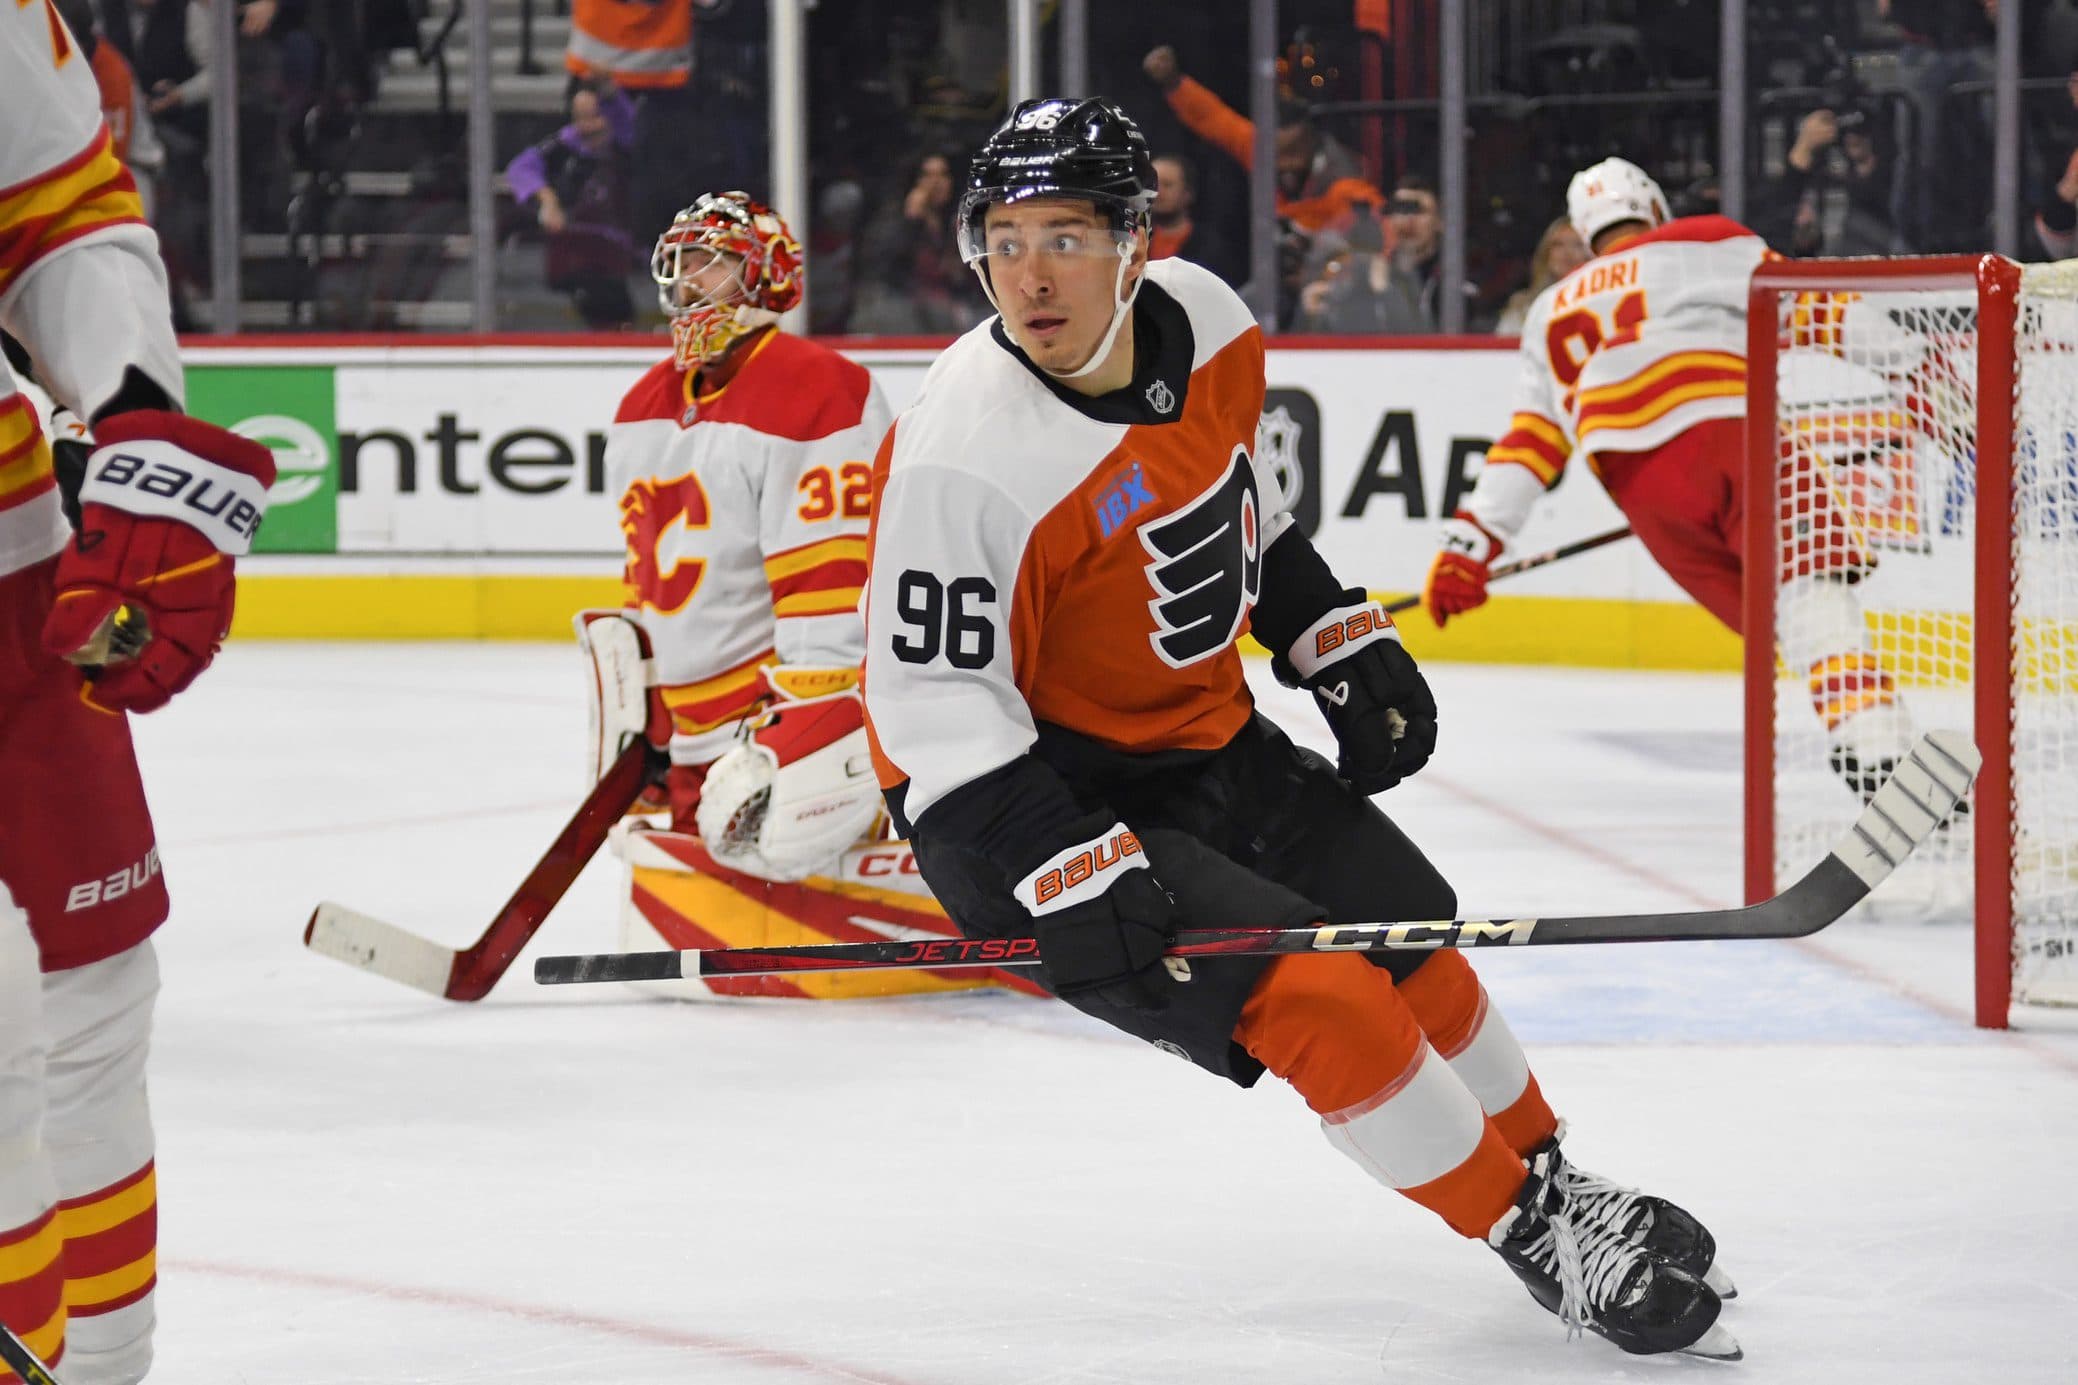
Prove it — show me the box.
[1680,1321,1743,1362]
[1704,1260,1738,1299]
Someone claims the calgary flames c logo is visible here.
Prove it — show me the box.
[620,471,712,615]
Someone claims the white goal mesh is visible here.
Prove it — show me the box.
[1760,258,2078,1017]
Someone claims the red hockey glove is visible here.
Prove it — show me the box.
[1278,597,1438,794]
[1422,513,1505,628]
[1015,817,1178,1013]
[42,411,275,713]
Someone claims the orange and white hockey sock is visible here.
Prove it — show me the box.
[1395,951,1557,1158]
[1235,954,1526,1238]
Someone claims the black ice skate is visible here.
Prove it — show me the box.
[1539,1133,1738,1298]
[1489,1148,1741,1360]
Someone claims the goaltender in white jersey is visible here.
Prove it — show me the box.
[577,191,1035,1001]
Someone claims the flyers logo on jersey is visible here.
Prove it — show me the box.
[1138,448,1260,668]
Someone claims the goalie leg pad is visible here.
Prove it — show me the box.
[612,827,1025,1000]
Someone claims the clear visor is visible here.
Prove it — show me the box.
[651,240,747,318]
[959,220,1136,269]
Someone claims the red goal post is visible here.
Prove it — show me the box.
[1743,254,2078,1030]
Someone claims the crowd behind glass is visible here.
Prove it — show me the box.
[70,0,2078,336]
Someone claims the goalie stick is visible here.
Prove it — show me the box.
[304,737,661,1000]
[1381,524,1633,616]
[0,1321,62,1385]
[534,730,1977,987]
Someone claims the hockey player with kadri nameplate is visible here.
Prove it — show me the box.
[1425,156,1931,807]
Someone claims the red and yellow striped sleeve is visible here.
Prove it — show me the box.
[763,533,867,621]
[0,125,144,299]
[0,392,54,516]
[1483,410,1571,486]
[658,646,776,738]
[56,1162,156,1322]
[1573,350,1746,451]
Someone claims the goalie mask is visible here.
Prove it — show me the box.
[1566,157,1669,249]
[957,97,1157,379]
[652,192,804,369]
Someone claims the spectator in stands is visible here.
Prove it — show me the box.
[506,80,643,329]
[1149,153,1245,287]
[1142,43,1384,240]
[566,0,692,93]
[1240,215,1316,331]
[2034,68,2078,258]
[1492,217,1587,335]
[1882,0,1998,250]
[1295,212,1420,334]
[1762,106,1900,256]
[850,150,988,335]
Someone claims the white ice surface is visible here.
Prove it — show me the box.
[121,645,2078,1384]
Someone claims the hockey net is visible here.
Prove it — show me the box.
[1746,255,2078,1028]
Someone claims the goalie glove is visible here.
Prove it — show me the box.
[41,410,275,713]
[1276,597,1438,795]
[695,670,883,881]
[1422,512,1505,628]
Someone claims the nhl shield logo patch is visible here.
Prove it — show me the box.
[1144,378,1176,416]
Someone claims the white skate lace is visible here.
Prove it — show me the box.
[1553,1160,1652,1243]
[1522,1202,1651,1340]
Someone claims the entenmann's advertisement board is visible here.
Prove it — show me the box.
[183,343,1738,668]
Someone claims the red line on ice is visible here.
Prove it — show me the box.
[168,1257,936,1384]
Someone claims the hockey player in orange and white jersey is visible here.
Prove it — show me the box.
[581,191,1029,1001]
[1424,157,1916,797]
[860,100,1737,1359]
[0,4,277,1382]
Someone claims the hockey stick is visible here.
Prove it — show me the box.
[1381,525,1633,616]
[304,737,662,1000]
[535,730,1978,987]
[0,1321,63,1385]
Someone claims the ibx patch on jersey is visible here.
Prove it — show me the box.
[1094,460,1158,538]
[1139,448,1260,667]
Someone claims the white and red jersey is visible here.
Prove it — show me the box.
[862,258,1290,827]
[607,329,892,764]
[1486,216,1770,489]
[0,0,170,582]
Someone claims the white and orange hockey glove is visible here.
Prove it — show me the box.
[1422,512,1506,627]
[42,410,275,713]
[696,668,883,881]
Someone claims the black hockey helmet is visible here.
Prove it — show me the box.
[955,98,1158,264]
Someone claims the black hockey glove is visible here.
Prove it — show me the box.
[1014,817,1179,1013]
[1276,596,1438,794]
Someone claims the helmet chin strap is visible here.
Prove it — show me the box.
[975,238,1143,382]
[1053,239,1141,381]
